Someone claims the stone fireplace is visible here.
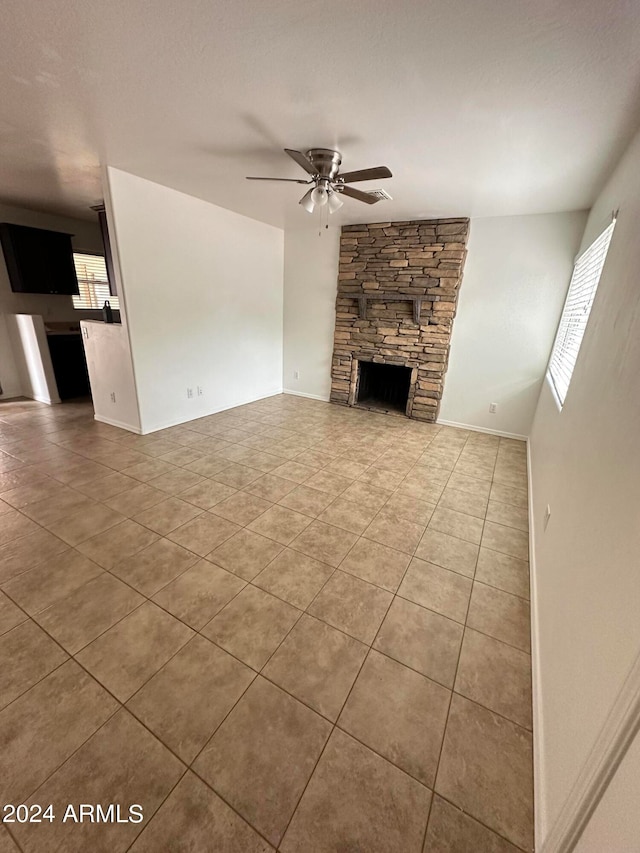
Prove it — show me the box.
[330,218,469,422]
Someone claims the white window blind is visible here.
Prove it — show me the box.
[72,253,119,311]
[547,221,615,407]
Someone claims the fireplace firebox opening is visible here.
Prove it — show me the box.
[355,361,412,414]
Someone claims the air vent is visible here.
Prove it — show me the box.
[366,188,393,201]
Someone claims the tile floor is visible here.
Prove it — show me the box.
[0,394,533,852]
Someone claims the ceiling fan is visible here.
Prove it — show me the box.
[246,148,392,214]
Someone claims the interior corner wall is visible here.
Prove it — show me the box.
[529,127,640,845]
[105,167,284,433]
[439,211,587,437]
[283,224,340,401]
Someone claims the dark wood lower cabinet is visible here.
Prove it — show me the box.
[47,334,91,400]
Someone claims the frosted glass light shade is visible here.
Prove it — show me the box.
[311,186,328,207]
[299,189,315,213]
[327,191,344,213]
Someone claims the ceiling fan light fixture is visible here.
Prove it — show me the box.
[311,185,328,207]
[327,190,344,213]
[299,188,315,213]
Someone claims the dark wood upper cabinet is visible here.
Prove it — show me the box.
[0,223,79,295]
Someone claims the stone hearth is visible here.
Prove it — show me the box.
[330,218,469,423]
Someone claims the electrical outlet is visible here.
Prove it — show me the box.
[294,370,300,380]
[197,386,203,396]
[489,402,497,413]
[187,387,193,399]
[110,392,116,403]
[544,504,551,530]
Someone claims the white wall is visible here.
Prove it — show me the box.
[574,730,640,852]
[106,167,284,433]
[0,202,104,399]
[439,212,587,437]
[529,128,640,845]
[283,225,340,400]
[81,320,141,432]
[5,314,61,405]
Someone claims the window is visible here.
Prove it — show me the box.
[72,253,119,311]
[547,221,615,407]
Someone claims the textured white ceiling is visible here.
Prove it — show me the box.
[1,0,640,227]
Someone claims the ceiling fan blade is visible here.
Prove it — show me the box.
[338,166,392,183]
[340,185,380,204]
[246,176,311,183]
[284,148,317,175]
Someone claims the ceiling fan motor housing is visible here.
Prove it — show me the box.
[306,149,342,180]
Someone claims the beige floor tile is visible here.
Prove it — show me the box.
[15,710,183,853]
[248,504,312,545]
[486,500,529,532]
[185,454,232,478]
[203,585,300,670]
[339,650,450,786]
[147,468,205,495]
[75,471,139,501]
[415,529,479,578]
[212,463,262,489]
[439,486,488,519]
[317,495,378,534]
[121,458,177,483]
[339,537,410,593]
[0,509,40,545]
[270,460,317,483]
[244,474,297,502]
[357,466,405,491]
[2,551,103,615]
[35,573,144,654]
[475,548,530,599]
[490,482,528,509]
[77,519,159,569]
[111,538,199,596]
[278,484,334,517]
[77,601,193,701]
[424,794,521,853]
[0,529,68,584]
[281,728,430,853]
[0,660,118,804]
[308,571,392,644]
[398,557,472,623]
[492,465,528,489]
[0,825,20,852]
[128,635,254,762]
[253,548,333,609]
[436,694,533,851]
[239,449,286,473]
[168,513,239,556]
[208,528,283,581]
[429,506,484,545]
[446,472,492,498]
[397,477,446,505]
[210,491,272,525]
[263,614,367,721]
[133,497,203,535]
[290,519,358,568]
[453,458,494,480]
[298,449,339,469]
[467,583,531,653]
[374,597,463,688]
[304,469,352,496]
[194,677,331,846]
[130,772,272,853]
[1,478,70,509]
[0,591,26,635]
[381,492,435,525]
[0,620,68,710]
[153,560,245,629]
[177,478,237,510]
[455,628,532,729]
[157,446,205,467]
[363,510,425,555]
[45,503,125,546]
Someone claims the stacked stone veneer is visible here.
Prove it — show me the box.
[330,218,470,422]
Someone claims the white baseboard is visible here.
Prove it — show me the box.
[140,388,284,435]
[437,417,528,441]
[94,414,142,434]
[283,389,331,402]
[527,438,546,848]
